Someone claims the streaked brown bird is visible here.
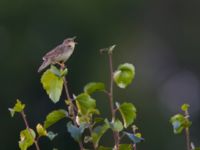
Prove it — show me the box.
[38,37,77,72]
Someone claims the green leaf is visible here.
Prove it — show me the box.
[76,93,99,116]
[76,115,91,125]
[119,144,133,150]
[47,131,58,141]
[94,117,104,124]
[36,123,47,137]
[195,148,200,150]
[92,123,110,147]
[84,82,105,94]
[170,114,192,134]
[44,109,68,129]
[106,119,123,132]
[8,108,15,117]
[19,128,36,150]
[123,132,144,144]
[118,103,136,128]
[41,67,64,103]
[114,63,135,88]
[50,65,68,77]
[98,146,112,150]
[181,103,190,112]
[8,99,25,117]
[67,122,86,142]
[98,145,133,150]
[61,68,68,76]
[112,119,123,132]
[50,65,62,77]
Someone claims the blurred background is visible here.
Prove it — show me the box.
[1,0,200,149]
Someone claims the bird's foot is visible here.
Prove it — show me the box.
[56,62,65,69]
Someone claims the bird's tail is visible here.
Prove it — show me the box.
[38,59,50,72]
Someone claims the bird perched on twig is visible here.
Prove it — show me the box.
[38,37,77,72]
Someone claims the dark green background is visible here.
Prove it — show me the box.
[1,0,200,149]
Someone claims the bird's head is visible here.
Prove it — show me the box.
[63,37,77,49]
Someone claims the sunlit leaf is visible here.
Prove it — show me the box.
[50,65,62,77]
[170,114,192,134]
[44,109,68,129]
[41,67,64,103]
[19,128,36,150]
[106,119,123,132]
[75,93,99,116]
[76,115,91,125]
[181,103,190,112]
[36,123,47,137]
[8,99,25,117]
[61,68,68,76]
[8,108,15,117]
[113,63,135,88]
[50,65,68,77]
[67,121,86,142]
[98,146,112,150]
[119,144,132,150]
[118,103,136,128]
[84,82,105,94]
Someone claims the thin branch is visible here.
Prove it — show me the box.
[108,54,115,121]
[185,127,191,150]
[108,53,120,150]
[133,144,137,150]
[20,111,40,150]
[63,77,77,125]
[61,65,84,150]
[184,110,191,150]
[36,136,41,145]
[132,127,137,150]
[88,125,98,150]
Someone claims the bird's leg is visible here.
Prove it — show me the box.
[56,61,65,69]
[60,61,65,69]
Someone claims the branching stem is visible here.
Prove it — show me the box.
[88,125,98,150]
[108,53,120,150]
[132,127,137,150]
[184,110,191,150]
[133,144,137,150]
[109,54,115,121]
[185,127,191,150]
[61,65,84,150]
[20,111,40,150]
[63,77,77,125]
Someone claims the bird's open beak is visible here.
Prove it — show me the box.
[72,36,76,40]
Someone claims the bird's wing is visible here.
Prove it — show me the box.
[43,44,64,60]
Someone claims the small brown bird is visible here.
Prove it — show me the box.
[38,37,77,72]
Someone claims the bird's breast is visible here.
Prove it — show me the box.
[57,48,74,62]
